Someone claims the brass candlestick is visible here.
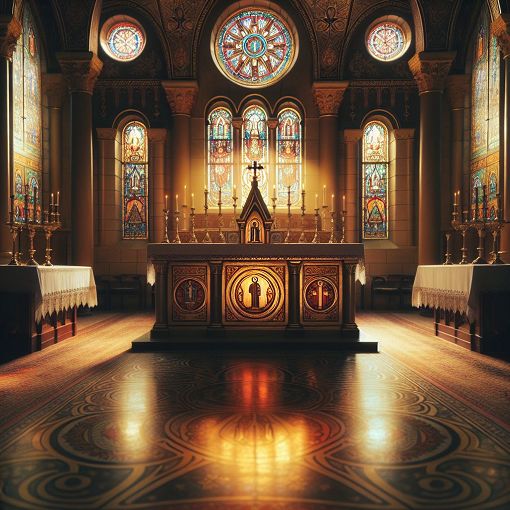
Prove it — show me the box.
[218,189,225,243]
[329,210,336,243]
[298,189,306,243]
[162,208,170,243]
[43,224,58,266]
[312,208,320,243]
[189,207,198,243]
[26,225,38,265]
[231,191,238,228]
[443,232,453,265]
[8,224,20,265]
[173,210,181,243]
[284,186,291,243]
[272,196,277,229]
[340,209,346,243]
[472,220,487,264]
[203,191,212,243]
[322,205,328,231]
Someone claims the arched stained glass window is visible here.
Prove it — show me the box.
[208,107,234,206]
[362,121,388,239]
[470,7,500,219]
[242,105,268,202]
[122,121,148,239]
[276,108,301,206]
[213,9,297,88]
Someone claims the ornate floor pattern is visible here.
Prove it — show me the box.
[1,348,509,510]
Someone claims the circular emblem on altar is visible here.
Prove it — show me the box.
[226,266,284,322]
[174,278,206,313]
[304,278,337,313]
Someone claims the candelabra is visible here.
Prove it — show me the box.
[298,189,306,243]
[312,208,321,243]
[322,205,328,231]
[443,232,453,265]
[451,210,470,264]
[340,209,346,243]
[271,196,278,229]
[328,210,336,243]
[173,210,181,244]
[203,195,212,243]
[189,207,198,243]
[231,192,238,228]
[284,186,291,243]
[162,208,170,243]
[8,223,21,265]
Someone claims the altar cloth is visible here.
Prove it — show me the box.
[412,264,510,321]
[0,265,97,321]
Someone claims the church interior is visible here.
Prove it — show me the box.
[1,0,510,508]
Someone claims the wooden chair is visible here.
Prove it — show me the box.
[371,275,401,309]
[109,274,145,310]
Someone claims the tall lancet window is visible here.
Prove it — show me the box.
[208,107,233,206]
[470,6,500,219]
[362,121,389,239]
[122,121,148,239]
[242,105,268,202]
[276,108,301,206]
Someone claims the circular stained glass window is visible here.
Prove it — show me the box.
[212,8,297,88]
[100,16,146,62]
[366,17,411,62]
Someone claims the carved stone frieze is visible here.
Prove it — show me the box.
[445,74,470,110]
[492,14,510,59]
[57,52,103,95]
[408,52,455,94]
[0,15,21,60]
[161,80,198,115]
[312,81,349,116]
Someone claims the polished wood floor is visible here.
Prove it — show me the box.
[0,311,509,509]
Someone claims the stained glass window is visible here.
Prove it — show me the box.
[208,107,234,207]
[362,121,388,239]
[101,17,146,62]
[242,105,268,201]
[213,9,296,88]
[122,121,148,239]
[12,4,41,222]
[366,22,406,62]
[277,108,301,206]
[470,7,500,219]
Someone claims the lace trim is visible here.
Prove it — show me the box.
[38,286,98,321]
[412,286,468,314]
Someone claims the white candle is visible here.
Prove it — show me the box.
[165,194,168,210]
[191,192,195,209]
[315,193,318,209]
[273,184,276,200]
[342,194,346,211]
[175,194,179,212]
[331,193,335,211]
[233,184,237,198]
[322,185,326,206]
[56,191,60,207]
[50,192,54,206]
[184,185,187,206]
[458,190,461,212]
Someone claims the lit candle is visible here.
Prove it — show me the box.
[331,193,335,211]
[301,186,305,209]
[204,187,208,208]
[233,184,237,198]
[453,191,457,207]
[184,185,187,206]
[175,194,179,212]
[191,192,195,209]
[56,191,60,207]
[322,185,326,206]
[457,189,461,213]
[273,184,276,200]
[165,194,168,210]
[315,193,318,209]
[342,194,346,211]
[50,192,54,207]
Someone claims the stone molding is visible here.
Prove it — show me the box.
[492,14,510,58]
[43,73,66,107]
[343,129,362,144]
[408,52,456,94]
[445,74,470,110]
[312,81,349,116]
[148,128,167,143]
[57,52,103,95]
[0,15,21,60]
[161,80,198,115]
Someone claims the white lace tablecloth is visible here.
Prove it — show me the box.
[0,265,97,322]
[412,264,510,321]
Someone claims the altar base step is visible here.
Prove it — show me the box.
[132,329,378,352]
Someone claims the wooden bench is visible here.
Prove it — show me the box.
[371,274,415,309]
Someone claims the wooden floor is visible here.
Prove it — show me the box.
[0,311,509,509]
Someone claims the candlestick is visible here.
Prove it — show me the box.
[298,188,306,243]
[232,187,238,228]
[26,225,38,265]
[9,194,14,224]
[173,209,181,243]
[189,207,198,243]
[203,188,212,243]
[328,210,336,243]
[340,209,346,244]
[284,186,291,243]
[33,186,38,223]
[312,207,320,243]
[43,224,58,266]
[474,187,479,221]
[443,232,453,265]
[218,187,225,243]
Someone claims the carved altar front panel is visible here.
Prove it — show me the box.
[170,264,209,324]
[223,263,287,325]
[301,263,342,324]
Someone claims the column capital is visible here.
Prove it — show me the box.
[96,127,117,141]
[57,52,103,94]
[148,128,167,143]
[267,118,278,129]
[393,128,416,140]
[0,15,21,60]
[408,52,456,94]
[445,74,470,110]
[492,14,510,58]
[42,73,67,107]
[312,81,349,116]
[343,129,362,143]
[161,80,198,115]
[232,118,242,130]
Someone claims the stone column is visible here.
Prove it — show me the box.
[312,82,349,212]
[343,129,362,242]
[0,16,21,263]
[409,52,455,265]
[58,52,103,267]
[148,128,167,243]
[493,15,510,257]
[162,81,197,215]
[446,75,469,215]
[342,261,359,337]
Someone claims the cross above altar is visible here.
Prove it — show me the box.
[248,160,264,182]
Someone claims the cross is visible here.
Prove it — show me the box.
[248,160,264,182]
